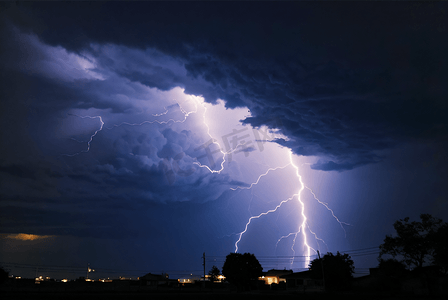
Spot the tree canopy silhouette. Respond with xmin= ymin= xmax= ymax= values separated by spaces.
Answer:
xmin=379 ymin=214 xmax=446 ymax=270
xmin=378 ymin=258 xmax=408 ymax=277
xmin=309 ymin=252 xmax=354 ymax=291
xmin=208 ymin=265 xmax=220 ymax=282
xmin=432 ymin=222 xmax=448 ymax=273
xmin=222 ymin=252 xmax=262 ymax=289
xmin=0 ymin=267 xmax=8 ymax=285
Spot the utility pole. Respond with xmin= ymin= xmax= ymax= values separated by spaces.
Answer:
xmin=202 ymin=252 xmax=206 ymax=288
xmin=317 ymin=251 xmax=325 ymax=291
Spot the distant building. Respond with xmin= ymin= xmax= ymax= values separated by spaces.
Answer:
xmin=139 ymin=273 xmax=177 ymax=287
xmin=280 ymin=270 xmax=323 ymax=290
xmin=259 ymin=269 xmax=293 ymax=285
xmin=353 ymin=266 xmax=448 ymax=296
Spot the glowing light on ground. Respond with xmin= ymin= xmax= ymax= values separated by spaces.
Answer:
xmin=2 ymin=233 xmax=55 ymax=241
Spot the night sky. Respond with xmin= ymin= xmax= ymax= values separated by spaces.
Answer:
xmin=1 ymin=2 xmax=447 ymax=280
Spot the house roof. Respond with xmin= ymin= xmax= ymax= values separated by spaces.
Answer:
xmin=280 ymin=270 xmax=314 ymax=279
xmin=263 ymin=269 xmax=293 ymax=277
xmin=140 ymin=273 xmax=168 ymax=280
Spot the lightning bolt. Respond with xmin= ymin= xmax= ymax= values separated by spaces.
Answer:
xmin=191 ymin=101 xmax=250 ymax=174
xmin=275 ymin=151 xmax=349 ymax=268
xmin=62 ymin=99 xmax=196 ymax=158
xmin=190 ymin=101 xmax=227 ymax=173
xmin=102 ymin=97 xmax=236 ymax=175
xmin=307 ymin=223 xmax=329 ymax=251
xmin=233 ymin=147 xmax=350 ymax=269
xmin=152 ymin=106 xmax=169 ymax=117
xmin=289 ymin=150 xmax=312 ymax=268
xmin=64 ymin=96 xmax=236 ymax=179
xmin=63 ymin=93 xmax=251 ymax=178
xmin=275 ymin=232 xmax=296 ymax=250
xmin=106 ymin=102 xmax=198 ymax=129
xmin=64 ymin=98 xmax=344 ymax=269
xmin=234 ymin=193 xmax=299 ymax=253
xmin=305 ymin=186 xmax=350 ymax=236
xmin=62 ymin=114 xmax=104 ymax=157
xmin=232 ymin=162 xmax=305 ymax=252
xmin=231 ymin=153 xmax=319 ymax=267
xmin=64 ymin=99 xmax=347 ymax=271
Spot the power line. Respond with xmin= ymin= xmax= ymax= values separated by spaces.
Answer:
xmin=2 ymin=246 xmax=382 ymax=278
xmin=205 ymin=246 xmax=380 ymax=261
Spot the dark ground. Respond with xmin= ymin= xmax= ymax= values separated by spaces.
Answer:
xmin=1 ymin=291 xmax=445 ymax=300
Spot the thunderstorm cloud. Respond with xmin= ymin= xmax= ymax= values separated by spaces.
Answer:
xmin=0 ymin=1 xmax=447 ymax=243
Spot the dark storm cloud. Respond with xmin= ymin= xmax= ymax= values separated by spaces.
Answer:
xmin=0 ymin=56 xmax=240 ymax=235
xmin=5 ymin=2 xmax=445 ymax=171
xmin=0 ymin=16 xmax=242 ymax=238
xmin=0 ymin=117 xmax=239 ymax=238
xmin=1 ymin=2 xmax=447 ymax=239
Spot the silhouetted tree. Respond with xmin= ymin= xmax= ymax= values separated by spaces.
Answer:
xmin=222 ymin=252 xmax=262 ymax=290
xmin=378 ymin=258 xmax=408 ymax=277
xmin=432 ymin=223 xmax=448 ymax=273
xmin=309 ymin=252 xmax=354 ymax=291
xmin=379 ymin=214 xmax=445 ymax=269
xmin=376 ymin=258 xmax=408 ymax=291
xmin=0 ymin=267 xmax=8 ymax=285
xmin=208 ymin=265 xmax=220 ymax=282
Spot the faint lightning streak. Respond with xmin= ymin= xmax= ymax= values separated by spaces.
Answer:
xmin=192 ymin=101 xmax=246 ymax=174
xmin=230 ymin=164 xmax=291 ymax=191
xmin=275 ymin=231 xmax=297 ymax=249
xmin=247 ymin=191 xmax=255 ymax=215
xmin=192 ymin=140 xmax=248 ymax=173
xmin=275 ymin=230 xmax=307 ymax=267
xmin=105 ymin=97 xmax=233 ymax=175
xmin=305 ymin=186 xmax=350 ymax=237
xmin=307 ymin=223 xmax=328 ymax=252
xmin=275 ymin=231 xmax=300 ymax=266
xmin=152 ymin=106 xmax=169 ymax=117
xmin=63 ymin=114 xmax=104 ymax=157
xmin=234 ymin=193 xmax=299 ymax=253
xmin=107 ymin=102 xmax=198 ymax=129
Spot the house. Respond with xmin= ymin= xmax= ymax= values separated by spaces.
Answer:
xmin=204 ymin=274 xmax=226 ymax=283
xmin=353 ymin=265 xmax=448 ymax=296
xmin=259 ymin=269 xmax=293 ymax=285
xmin=178 ymin=275 xmax=201 ymax=284
xmin=280 ymin=270 xmax=323 ymax=290
xmin=139 ymin=273 xmax=177 ymax=287
xmin=401 ymin=266 xmax=447 ymax=296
